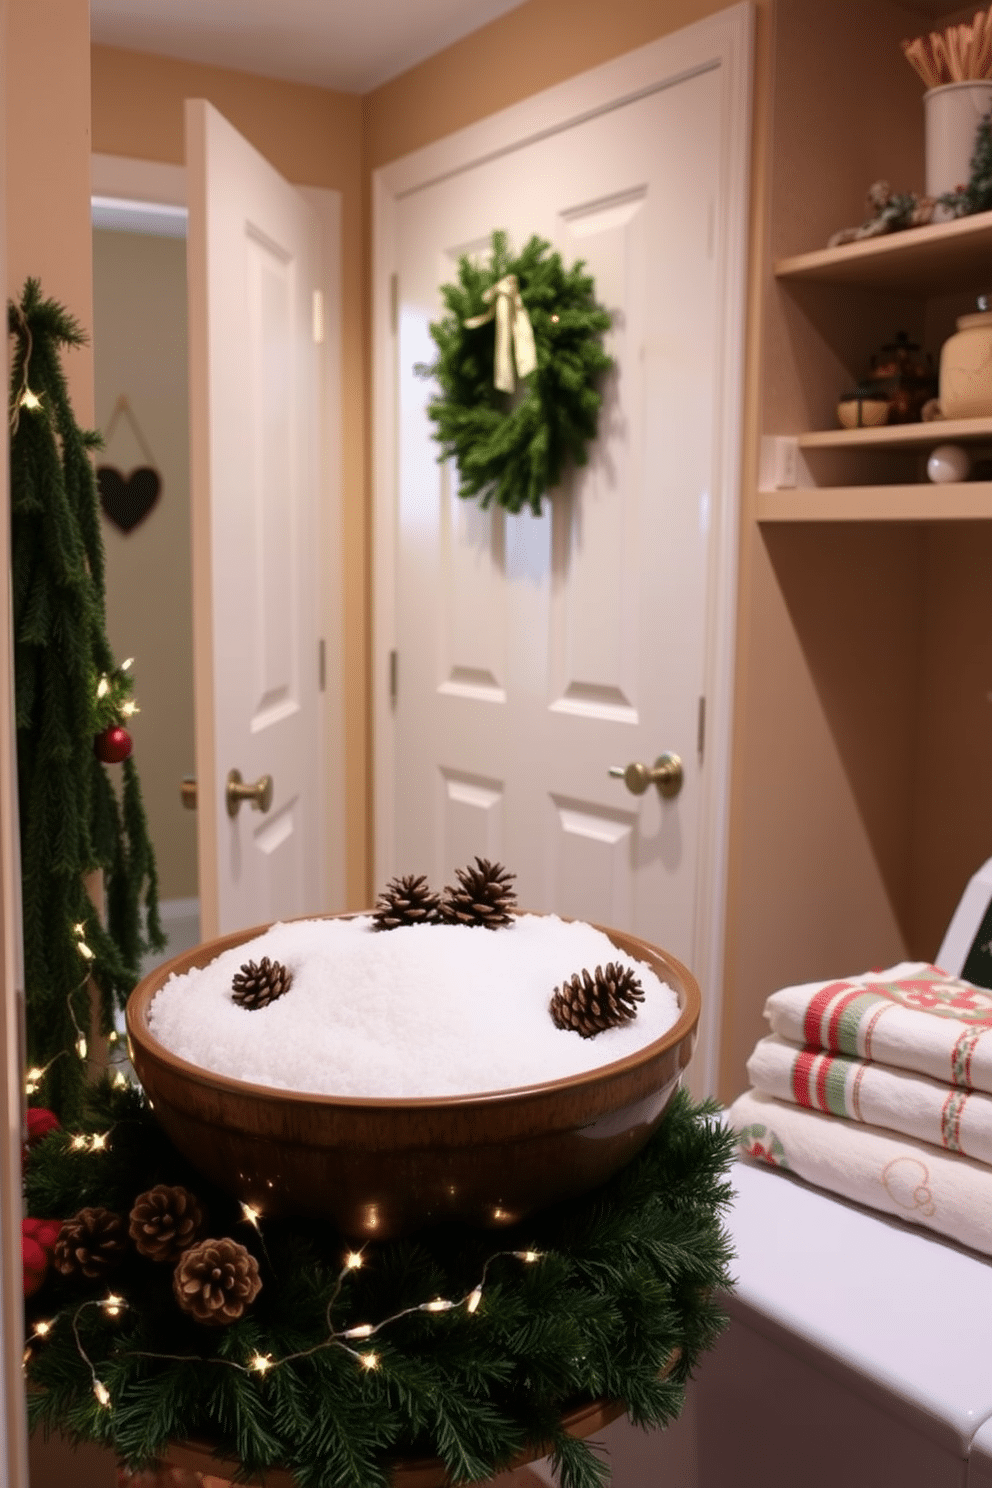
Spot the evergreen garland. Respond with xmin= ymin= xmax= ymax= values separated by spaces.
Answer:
xmin=9 ymin=280 xmax=164 ymax=1119
xmin=25 ymin=1081 xmax=735 ymax=1488
xmin=947 ymin=113 xmax=992 ymax=216
xmin=419 ymin=231 xmax=612 ymax=516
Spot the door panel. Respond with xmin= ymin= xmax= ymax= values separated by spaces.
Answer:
xmin=186 ymin=99 xmax=324 ymax=936
xmin=393 ymin=68 xmax=721 ymax=970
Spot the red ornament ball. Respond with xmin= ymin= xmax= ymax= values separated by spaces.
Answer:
xmin=26 ymin=1108 xmax=60 ymax=1147
xmin=94 ymin=725 xmax=133 ymax=764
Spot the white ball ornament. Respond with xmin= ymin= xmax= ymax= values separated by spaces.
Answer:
xmin=926 ymin=443 xmax=971 ymax=484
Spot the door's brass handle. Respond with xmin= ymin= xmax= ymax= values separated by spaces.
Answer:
xmin=226 ymin=768 xmax=273 ymax=818
xmin=608 ymin=753 xmax=683 ymax=799
xmin=180 ymin=777 xmax=197 ymax=810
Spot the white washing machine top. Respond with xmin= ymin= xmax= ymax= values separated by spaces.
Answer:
xmin=725 ymin=1157 xmax=992 ymax=1457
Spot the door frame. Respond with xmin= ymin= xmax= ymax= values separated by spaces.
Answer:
xmin=90 ymin=150 xmax=348 ymax=921
xmin=371 ymin=3 xmax=753 ymax=1095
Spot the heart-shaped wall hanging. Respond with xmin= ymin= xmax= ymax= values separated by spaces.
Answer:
xmin=97 ymin=465 xmax=161 ymax=533
xmin=98 ymin=394 xmax=164 ymax=535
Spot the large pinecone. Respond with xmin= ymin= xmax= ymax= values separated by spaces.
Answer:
xmin=129 ymin=1184 xmax=205 ymax=1264
xmin=442 ymin=857 xmax=517 ymax=929
xmin=173 ymin=1237 xmax=262 ymax=1326
xmin=372 ymin=872 xmax=442 ymax=931
xmin=53 ymin=1207 xmax=127 ymax=1279
xmin=550 ymin=962 xmax=645 ymax=1038
xmin=231 ymin=956 xmax=292 ymax=1009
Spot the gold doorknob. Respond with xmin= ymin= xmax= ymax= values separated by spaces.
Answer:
xmin=226 ymin=768 xmax=273 ymax=818
xmin=180 ymin=776 xmax=197 ymax=810
xmin=608 ymin=753 xmax=683 ymax=799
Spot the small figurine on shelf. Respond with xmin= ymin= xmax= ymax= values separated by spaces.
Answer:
xmin=827 ymin=180 xmax=948 ymax=248
xmin=868 ymin=330 xmax=937 ymax=423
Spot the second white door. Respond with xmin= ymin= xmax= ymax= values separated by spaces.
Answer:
xmin=380 ymin=12 xmax=749 ymax=1073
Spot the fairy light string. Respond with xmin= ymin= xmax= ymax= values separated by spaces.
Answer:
xmin=9 ymin=302 xmax=41 ymax=435
xmin=27 ymin=1228 xmax=547 ymax=1405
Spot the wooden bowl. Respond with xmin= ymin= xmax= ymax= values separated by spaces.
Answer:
xmin=125 ymin=915 xmax=700 ymax=1240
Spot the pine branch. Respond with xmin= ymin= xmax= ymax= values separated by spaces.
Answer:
xmin=9 ymin=279 xmax=162 ymax=1119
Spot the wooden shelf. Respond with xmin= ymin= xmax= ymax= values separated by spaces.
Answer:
xmin=774 ymin=210 xmax=992 ymax=294
xmin=797 ymin=417 xmax=992 ymax=450
xmin=755 ymin=482 xmax=992 ymax=522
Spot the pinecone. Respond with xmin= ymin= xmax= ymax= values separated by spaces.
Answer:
xmin=173 ymin=1237 xmax=262 ymax=1326
xmin=129 ymin=1184 xmax=205 ymax=1264
xmin=53 ymin=1207 xmax=127 ymax=1279
xmin=549 ymin=962 xmax=645 ymax=1038
xmin=231 ymin=956 xmax=292 ymax=1009
xmin=372 ymin=872 xmax=442 ymax=931
xmin=442 ymin=857 xmax=517 ymax=929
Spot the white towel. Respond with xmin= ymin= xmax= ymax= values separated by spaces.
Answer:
xmin=747 ymin=1033 xmax=992 ymax=1165
xmin=727 ymin=1088 xmax=992 ymax=1256
xmin=765 ymin=962 xmax=992 ymax=1095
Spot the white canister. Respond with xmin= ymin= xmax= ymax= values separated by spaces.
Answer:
xmin=924 ymin=81 xmax=992 ymax=197
xmin=939 ymin=308 xmax=992 ymax=419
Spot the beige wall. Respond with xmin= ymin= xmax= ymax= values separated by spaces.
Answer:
xmin=91 ymin=45 xmax=370 ymax=906
xmin=92 ymin=228 xmax=197 ymax=903
xmin=8 ymin=0 xmax=93 ymax=421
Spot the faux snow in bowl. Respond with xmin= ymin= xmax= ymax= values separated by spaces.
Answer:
xmin=125 ymin=913 xmax=700 ymax=1240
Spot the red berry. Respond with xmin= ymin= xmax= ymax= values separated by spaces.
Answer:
xmin=22 ymin=1218 xmax=61 ymax=1297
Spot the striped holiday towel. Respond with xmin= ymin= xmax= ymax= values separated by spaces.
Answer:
xmin=747 ymin=1033 xmax=992 ymax=1165
xmin=765 ymin=962 xmax=992 ymax=1096
xmin=728 ymin=1088 xmax=992 ymax=1256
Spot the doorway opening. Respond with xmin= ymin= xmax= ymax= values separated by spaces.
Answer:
xmin=91 ymin=194 xmax=200 ymax=973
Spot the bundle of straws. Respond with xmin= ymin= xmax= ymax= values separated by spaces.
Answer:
xmin=903 ymin=8 xmax=992 ymax=86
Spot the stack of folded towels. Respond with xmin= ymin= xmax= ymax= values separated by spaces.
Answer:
xmin=727 ymin=961 xmax=992 ymax=1254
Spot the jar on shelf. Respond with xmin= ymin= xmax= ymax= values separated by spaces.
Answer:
xmin=939 ymin=296 xmax=992 ymax=420
xmin=868 ymin=330 xmax=937 ymax=424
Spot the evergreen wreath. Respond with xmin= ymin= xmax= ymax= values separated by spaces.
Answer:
xmin=25 ymin=1080 xmax=735 ymax=1488
xmin=419 ymin=230 xmax=612 ymax=516
xmin=9 ymin=280 xmax=164 ymax=1120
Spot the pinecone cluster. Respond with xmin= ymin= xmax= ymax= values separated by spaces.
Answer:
xmin=173 ymin=1237 xmax=261 ymax=1326
xmin=372 ymin=857 xmax=517 ymax=932
xmin=50 ymin=1185 xmax=262 ymax=1327
xmin=231 ymin=955 xmax=293 ymax=1009
xmin=550 ymin=962 xmax=645 ymax=1038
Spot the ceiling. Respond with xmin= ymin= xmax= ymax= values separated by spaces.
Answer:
xmin=89 ymin=0 xmax=529 ymax=93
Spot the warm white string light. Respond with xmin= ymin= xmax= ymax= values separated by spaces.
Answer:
xmin=27 ymin=1217 xmax=547 ymax=1410
xmin=66 ymin=1130 xmax=113 ymax=1154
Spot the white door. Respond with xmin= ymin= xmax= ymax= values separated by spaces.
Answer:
xmin=375 ymin=12 xmax=750 ymax=1091
xmin=186 ymin=100 xmax=325 ymax=938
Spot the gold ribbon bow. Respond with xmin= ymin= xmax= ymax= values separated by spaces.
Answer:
xmin=463 ymin=273 xmax=537 ymax=394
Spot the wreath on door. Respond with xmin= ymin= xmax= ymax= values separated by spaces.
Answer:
xmin=418 ymin=230 xmax=612 ymax=516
